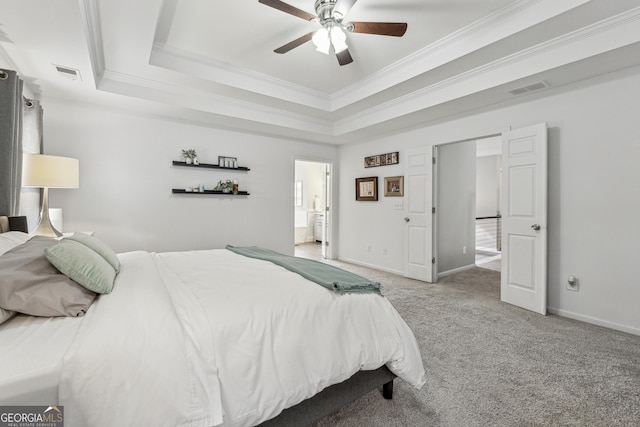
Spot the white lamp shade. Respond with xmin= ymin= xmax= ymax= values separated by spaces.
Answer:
xmin=22 ymin=154 xmax=79 ymax=189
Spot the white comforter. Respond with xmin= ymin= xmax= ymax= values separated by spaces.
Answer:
xmin=59 ymin=249 xmax=425 ymax=427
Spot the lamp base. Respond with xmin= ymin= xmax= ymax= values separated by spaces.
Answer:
xmin=32 ymin=188 xmax=63 ymax=237
xmin=32 ymin=218 xmax=62 ymax=237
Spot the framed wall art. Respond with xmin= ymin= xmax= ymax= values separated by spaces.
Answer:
xmin=384 ymin=176 xmax=404 ymax=197
xmin=364 ymin=152 xmax=399 ymax=168
xmin=355 ymin=177 xmax=378 ymax=201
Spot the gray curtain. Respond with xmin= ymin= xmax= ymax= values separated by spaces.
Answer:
xmin=0 ymin=69 xmax=24 ymax=216
xmin=20 ymin=99 xmax=44 ymax=231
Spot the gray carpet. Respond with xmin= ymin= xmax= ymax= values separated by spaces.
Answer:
xmin=310 ymin=262 xmax=640 ymax=427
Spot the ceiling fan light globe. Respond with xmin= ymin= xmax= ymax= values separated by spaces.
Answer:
xmin=330 ymin=26 xmax=348 ymax=53
xmin=312 ymin=28 xmax=331 ymax=54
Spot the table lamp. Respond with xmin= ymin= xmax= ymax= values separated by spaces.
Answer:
xmin=22 ymin=154 xmax=79 ymax=237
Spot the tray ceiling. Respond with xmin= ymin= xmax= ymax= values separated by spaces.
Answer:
xmin=1 ymin=0 xmax=640 ymax=144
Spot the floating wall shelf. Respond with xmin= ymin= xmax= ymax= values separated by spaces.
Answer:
xmin=172 ymin=161 xmax=250 ymax=171
xmin=172 ymin=189 xmax=250 ymax=196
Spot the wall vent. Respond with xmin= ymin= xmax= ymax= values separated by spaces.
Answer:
xmin=508 ymin=81 xmax=549 ymax=96
xmin=54 ymin=65 xmax=82 ymax=81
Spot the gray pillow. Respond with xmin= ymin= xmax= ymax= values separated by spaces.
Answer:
xmin=0 ymin=236 xmax=97 ymax=317
xmin=45 ymin=239 xmax=116 ymax=294
xmin=65 ymin=233 xmax=120 ymax=272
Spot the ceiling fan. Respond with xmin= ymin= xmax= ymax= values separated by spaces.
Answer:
xmin=258 ymin=0 xmax=407 ymax=66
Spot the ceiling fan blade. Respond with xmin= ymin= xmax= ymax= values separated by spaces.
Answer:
xmin=274 ymin=32 xmax=314 ymax=54
xmin=334 ymin=0 xmax=358 ymax=18
xmin=336 ymin=49 xmax=353 ymax=66
xmin=258 ymin=0 xmax=316 ymax=21
xmin=349 ymin=22 xmax=407 ymax=37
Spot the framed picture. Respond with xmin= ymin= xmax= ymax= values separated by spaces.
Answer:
xmin=364 ymin=152 xmax=399 ymax=168
xmin=384 ymin=176 xmax=404 ymax=197
xmin=355 ymin=177 xmax=378 ymax=201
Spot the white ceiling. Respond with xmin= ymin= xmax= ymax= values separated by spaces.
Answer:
xmin=1 ymin=0 xmax=640 ymax=144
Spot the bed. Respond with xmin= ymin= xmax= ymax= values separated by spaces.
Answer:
xmin=0 ymin=217 xmax=425 ymax=426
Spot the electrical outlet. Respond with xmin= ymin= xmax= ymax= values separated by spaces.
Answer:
xmin=566 ymin=275 xmax=579 ymax=292
xmin=462 ymin=246 xmax=467 ymax=254
xmin=382 ymin=248 xmax=387 ymax=255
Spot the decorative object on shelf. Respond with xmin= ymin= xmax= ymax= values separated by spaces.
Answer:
xmin=218 ymin=156 xmax=238 ymax=168
xmin=384 ymin=176 xmax=404 ymax=197
xmin=181 ymin=149 xmax=197 ymax=165
xmin=233 ymin=179 xmax=239 ymax=195
xmin=172 ymin=160 xmax=250 ymax=171
xmin=214 ymin=179 xmax=234 ymax=193
xmin=364 ymin=152 xmax=399 ymax=168
xmin=355 ymin=177 xmax=378 ymax=201
xmin=22 ymin=154 xmax=80 ymax=237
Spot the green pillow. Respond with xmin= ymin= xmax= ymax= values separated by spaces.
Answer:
xmin=65 ymin=233 xmax=120 ymax=272
xmin=45 ymin=239 xmax=116 ymax=294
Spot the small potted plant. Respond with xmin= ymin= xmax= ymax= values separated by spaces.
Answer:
xmin=214 ymin=179 xmax=233 ymax=193
xmin=181 ymin=149 xmax=198 ymax=165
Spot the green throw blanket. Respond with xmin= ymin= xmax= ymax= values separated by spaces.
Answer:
xmin=226 ymin=245 xmax=382 ymax=295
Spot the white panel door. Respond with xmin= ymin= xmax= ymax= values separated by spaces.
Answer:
xmin=404 ymin=147 xmax=434 ymax=282
xmin=501 ymin=123 xmax=548 ymax=314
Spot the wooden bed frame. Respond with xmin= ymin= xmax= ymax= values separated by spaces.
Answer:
xmin=1 ymin=216 xmax=397 ymax=426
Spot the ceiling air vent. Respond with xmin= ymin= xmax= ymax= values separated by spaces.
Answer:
xmin=508 ymin=81 xmax=549 ymax=96
xmin=54 ymin=65 xmax=82 ymax=81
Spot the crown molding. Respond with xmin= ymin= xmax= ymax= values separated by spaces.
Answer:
xmin=334 ymin=5 xmax=640 ymax=135
xmin=99 ymin=69 xmax=334 ymax=135
xmin=149 ymin=42 xmax=332 ymax=111
xmin=78 ymin=0 xmax=105 ymax=87
xmin=329 ymin=0 xmax=592 ymax=110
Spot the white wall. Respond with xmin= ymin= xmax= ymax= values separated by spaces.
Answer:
xmin=294 ymin=161 xmax=324 ymax=213
xmin=436 ymin=141 xmax=476 ymax=275
xmin=338 ymin=67 xmax=640 ymax=335
xmin=336 ymin=145 xmax=406 ymax=275
xmin=43 ymin=98 xmax=338 ymax=255
xmin=476 ymin=155 xmax=500 ymax=218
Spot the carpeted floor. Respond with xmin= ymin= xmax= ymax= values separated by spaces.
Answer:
xmin=310 ymin=261 xmax=640 ymax=427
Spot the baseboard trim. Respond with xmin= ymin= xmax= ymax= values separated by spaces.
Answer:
xmin=336 ymin=257 xmax=405 ymax=277
xmin=548 ymin=306 xmax=640 ymax=337
xmin=437 ymin=264 xmax=475 ymax=279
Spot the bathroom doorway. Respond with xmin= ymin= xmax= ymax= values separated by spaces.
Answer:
xmin=294 ymin=159 xmax=332 ymax=260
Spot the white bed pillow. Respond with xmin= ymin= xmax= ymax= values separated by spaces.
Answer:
xmin=0 ymin=231 xmax=31 ymax=256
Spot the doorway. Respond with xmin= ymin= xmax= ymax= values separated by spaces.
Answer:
xmin=432 ymin=134 xmax=502 ymax=279
xmin=475 ymin=137 xmax=502 ymax=272
xmin=430 ymin=123 xmax=548 ymax=315
xmin=294 ymin=159 xmax=332 ymax=260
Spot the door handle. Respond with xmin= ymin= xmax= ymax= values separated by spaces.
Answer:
xmin=531 ymin=224 xmax=541 ymax=231
xmin=404 ymin=217 xmax=410 ymax=223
